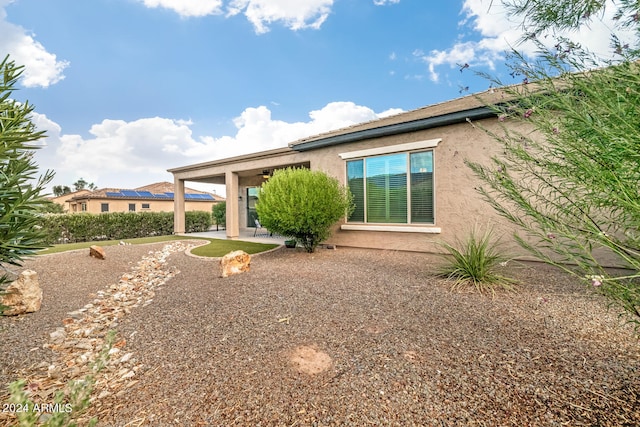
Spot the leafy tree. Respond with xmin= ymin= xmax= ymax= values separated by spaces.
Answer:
xmin=52 ymin=184 xmax=72 ymax=196
xmin=212 ymin=201 xmax=226 ymax=230
xmin=73 ymin=178 xmax=96 ymax=191
xmin=467 ymin=1 xmax=640 ymax=323
xmin=256 ymin=168 xmax=353 ymax=253
xmin=0 ymin=55 xmax=54 ymax=311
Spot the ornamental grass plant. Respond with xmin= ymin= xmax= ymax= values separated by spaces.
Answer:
xmin=437 ymin=226 xmax=516 ymax=296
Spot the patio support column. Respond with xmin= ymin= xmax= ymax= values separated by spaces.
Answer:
xmin=174 ymin=177 xmax=185 ymax=234
xmin=225 ymin=171 xmax=240 ymax=239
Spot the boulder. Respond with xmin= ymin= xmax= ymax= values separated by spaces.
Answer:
xmin=90 ymin=245 xmax=106 ymax=260
xmin=1 ymin=270 xmax=42 ymax=316
xmin=220 ymin=250 xmax=251 ymax=278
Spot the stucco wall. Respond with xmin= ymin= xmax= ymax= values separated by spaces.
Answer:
xmin=305 ymin=117 xmax=520 ymax=254
xmin=73 ymin=199 xmax=217 ymax=214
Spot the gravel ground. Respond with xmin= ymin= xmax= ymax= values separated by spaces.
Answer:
xmin=1 ymin=241 xmax=639 ymax=426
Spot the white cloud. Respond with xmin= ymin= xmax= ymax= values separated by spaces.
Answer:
xmin=0 ymin=0 xmax=68 ymax=87
xmin=373 ymin=0 xmax=400 ymax=5
xmin=424 ymin=0 xmax=637 ymax=82
xmin=226 ymin=0 xmax=333 ymax=34
xmin=33 ymin=102 xmax=401 ymax=192
xmin=139 ymin=0 xmax=335 ymax=34
xmin=139 ymin=0 xmax=223 ymax=17
xmin=0 ymin=0 xmax=336 ymax=91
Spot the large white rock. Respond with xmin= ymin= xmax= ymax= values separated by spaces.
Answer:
xmin=1 ymin=269 xmax=42 ymax=316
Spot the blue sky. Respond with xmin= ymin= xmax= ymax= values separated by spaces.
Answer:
xmin=0 ymin=0 xmax=624 ymax=194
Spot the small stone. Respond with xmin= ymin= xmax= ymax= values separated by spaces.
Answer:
xmin=74 ymin=341 xmax=94 ymax=351
xmin=49 ymin=328 xmax=66 ymax=344
xmin=1 ymin=270 xmax=42 ymax=315
xmin=119 ymin=353 xmax=134 ymax=363
xmin=47 ymin=364 xmax=62 ymax=379
xmin=122 ymin=370 xmax=135 ymax=379
xmin=89 ymin=245 xmax=106 ymax=260
xmin=97 ymin=390 xmax=112 ymax=399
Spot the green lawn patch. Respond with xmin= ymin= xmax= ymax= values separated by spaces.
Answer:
xmin=190 ymin=239 xmax=278 ymax=257
xmin=38 ymin=235 xmax=278 ymax=257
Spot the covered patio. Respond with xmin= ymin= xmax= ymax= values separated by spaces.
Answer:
xmin=168 ymin=146 xmax=311 ymax=241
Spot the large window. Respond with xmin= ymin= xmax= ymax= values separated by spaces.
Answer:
xmin=101 ymin=203 xmax=109 ymax=213
xmin=347 ymin=150 xmax=434 ymax=224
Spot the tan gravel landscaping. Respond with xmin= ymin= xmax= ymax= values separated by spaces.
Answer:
xmin=1 ymin=241 xmax=639 ymax=426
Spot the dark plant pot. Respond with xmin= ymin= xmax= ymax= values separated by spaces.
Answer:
xmin=284 ymin=240 xmax=297 ymax=248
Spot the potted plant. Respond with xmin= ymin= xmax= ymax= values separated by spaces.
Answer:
xmin=284 ymin=239 xmax=297 ymax=248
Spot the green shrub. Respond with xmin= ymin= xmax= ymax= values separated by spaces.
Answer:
xmin=212 ymin=202 xmax=226 ymax=230
xmin=0 ymin=56 xmax=54 ymax=313
xmin=185 ymin=210 xmax=212 ymax=233
xmin=256 ymin=168 xmax=353 ymax=253
xmin=437 ymin=226 xmax=516 ymax=296
xmin=38 ymin=211 xmax=211 ymax=244
xmin=469 ymin=1 xmax=640 ymax=326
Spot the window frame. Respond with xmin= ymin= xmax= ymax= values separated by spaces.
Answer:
xmin=129 ymin=203 xmax=136 ymax=212
xmin=100 ymin=203 xmax=109 ymax=213
xmin=340 ymin=138 xmax=441 ymax=234
xmin=141 ymin=203 xmax=150 ymax=209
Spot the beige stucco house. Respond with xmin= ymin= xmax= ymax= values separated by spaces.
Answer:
xmin=168 ymin=90 xmax=519 ymax=253
xmin=55 ymin=182 xmax=224 ymax=214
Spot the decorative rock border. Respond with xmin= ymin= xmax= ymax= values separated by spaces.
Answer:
xmin=0 ymin=242 xmax=194 ymax=425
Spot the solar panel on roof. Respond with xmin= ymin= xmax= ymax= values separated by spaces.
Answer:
xmin=165 ymin=192 xmax=174 ymax=197
xmin=121 ymin=190 xmax=138 ymax=197
xmin=105 ymin=191 xmax=123 ymax=197
xmin=137 ymin=191 xmax=153 ymax=197
xmin=182 ymin=193 xmax=214 ymax=200
xmin=153 ymin=193 xmax=170 ymax=198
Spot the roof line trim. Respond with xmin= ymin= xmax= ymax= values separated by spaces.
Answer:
xmin=291 ymin=106 xmax=496 ymax=152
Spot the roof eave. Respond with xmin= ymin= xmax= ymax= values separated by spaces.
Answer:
xmin=291 ymin=106 xmax=496 ymax=152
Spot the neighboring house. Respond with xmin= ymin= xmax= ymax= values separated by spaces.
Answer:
xmin=168 ymin=90 xmax=523 ymax=253
xmin=50 ymin=189 xmax=92 ymax=211
xmin=56 ymin=181 xmax=224 ymax=214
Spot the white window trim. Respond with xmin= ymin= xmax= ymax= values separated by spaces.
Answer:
xmin=341 ymin=224 xmax=441 ymax=233
xmin=339 ymin=138 xmax=441 ymax=160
